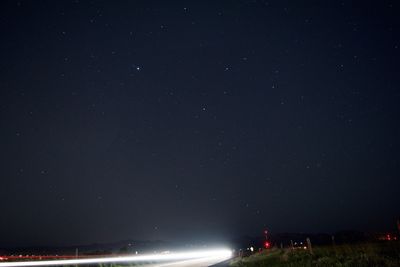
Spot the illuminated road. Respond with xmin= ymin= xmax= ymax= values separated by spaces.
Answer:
xmin=146 ymin=256 xmax=230 ymax=267
xmin=0 ymin=249 xmax=232 ymax=267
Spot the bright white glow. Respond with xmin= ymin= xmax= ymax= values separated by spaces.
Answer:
xmin=0 ymin=249 xmax=232 ymax=267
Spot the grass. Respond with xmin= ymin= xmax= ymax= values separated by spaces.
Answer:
xmin=230 ymin=242 xmax=400 ymax=267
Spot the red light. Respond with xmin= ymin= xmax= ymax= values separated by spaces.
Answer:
xmin=264 ymin=241 xmax=271 ymax=249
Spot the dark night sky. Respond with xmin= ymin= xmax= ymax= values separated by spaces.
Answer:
xmin=1 ymin=0 xmax=399 ymax=247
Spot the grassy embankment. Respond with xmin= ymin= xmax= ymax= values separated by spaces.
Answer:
xmin=230 ymin=242 xmax=400 ymax=267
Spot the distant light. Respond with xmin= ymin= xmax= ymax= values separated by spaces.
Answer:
xmin=303 ymin=246 xmax=307 ymax=250
xmin=264 ymin=242 xmax=271 ymax=249
xmin=250 ymin=247 xmax=254 ymax=252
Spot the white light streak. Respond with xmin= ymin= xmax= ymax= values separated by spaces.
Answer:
xmin=0 ymin=249 xmax=232 ymax=267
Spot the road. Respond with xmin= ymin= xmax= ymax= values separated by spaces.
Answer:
xmin=0 ymin=249 xmax=232 ymax=267
xmin=146 ymin=257 xmax=231 ymax=267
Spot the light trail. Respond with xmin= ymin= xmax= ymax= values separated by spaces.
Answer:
xmin=0 ymin=249 xmax=232 ymax=267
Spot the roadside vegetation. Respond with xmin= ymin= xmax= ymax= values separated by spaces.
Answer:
xmin=230 ymin=242 xmax=400 ymax=267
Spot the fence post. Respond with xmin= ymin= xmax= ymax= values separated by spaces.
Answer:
xmin=306 ymin=237 xmax=313 ymax=255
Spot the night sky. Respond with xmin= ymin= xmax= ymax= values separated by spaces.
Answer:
xmin=1 ymin=0 xmax=399 ymax=247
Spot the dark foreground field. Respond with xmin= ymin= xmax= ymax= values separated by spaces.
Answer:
xmin=231 ymin=242 xmax=400 ymax=267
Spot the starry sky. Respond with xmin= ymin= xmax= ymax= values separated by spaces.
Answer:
xmin=1 ymin=0 xmax=399 ymax=247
